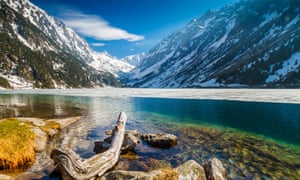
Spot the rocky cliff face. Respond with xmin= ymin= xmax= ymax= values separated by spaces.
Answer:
xmin=0 ymin=0 xmax=130 ymax=89
xmin=129 ymin=0 xmax=300 ymax=88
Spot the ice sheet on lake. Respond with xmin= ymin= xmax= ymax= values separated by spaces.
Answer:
xmin=1 ymin=88 xmax=300 ymax=104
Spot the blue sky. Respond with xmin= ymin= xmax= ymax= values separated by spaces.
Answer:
xmin=31 ymin=0 xmax=238 ymax=58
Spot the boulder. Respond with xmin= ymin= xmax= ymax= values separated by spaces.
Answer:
xmin=98 ymin=170 xmax=153 ymax=180
xmin=32 ymin=127 xmax=48 ymax=152
xmin=19 ymin=118 xmax=46 ymax=127
xmin=141 ymin=133 xmax=177 ymax=148
xmin=98 ymin=168 xmax=178 ymax=180
xmin=204 ymin=158 xmax=226 ymax=180
xmin=94 ymin=130 xmax=140 ymax=154
xmin=176 ymin=160 xmax=207 ymax=180
xmin=150 ymin=168 xmax=179 ymax=180
xmin=14 ymin=172 xmax=43 ymax=180
xmin=0 ymin=174 xmax=11 ymax=180
xmin=48 ymin=116 xmax=82 ymax=129
xmin=98 ymin=160 xmax=208 ymax=180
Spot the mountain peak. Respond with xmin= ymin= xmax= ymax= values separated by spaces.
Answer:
xmin=128 ymin=0 xmax=300 ymax=88
xmin=0 ymin=0 xmax=131 ymax=89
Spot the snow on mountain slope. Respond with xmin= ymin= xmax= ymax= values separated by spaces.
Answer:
xmin=0 ymin=0 xmax=133 ymax=89
xmin=265 ymin=52 xmax=300 ymax=83
xmin=89 ymin=52 xmax=134 ymax=76
xmin=129 ymin=0 xmax=300 ymax=88
xmin=120 ymin=53 xmax=145 ymax=67
xmin=3 ymin=0 xmax=131 ymax=75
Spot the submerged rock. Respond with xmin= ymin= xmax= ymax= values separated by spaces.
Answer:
xmin=14 ymin=172 xmax=44 ymax=180
xmin=204 ymin=157 xmax=226 ymax=180
xmin=0 ymin=174 xmax=11 ymax=180
xmin=99 ymin=159 xmax=214 ymax=180
xmin=94 ymin=130 xmax=140 ymax=154
xmin=141 ymin=133 xmax=177 ymax=148
xmin=98 ymin=170 xmax=153 ymax=180
xmin=176 ymin=160 xmax=207 ymax=180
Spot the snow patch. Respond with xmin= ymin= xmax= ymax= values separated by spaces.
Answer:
xmin=210 ymin=19 xmax=235 ymax=49
xmin=131 ymin=51 xmax=175 ymax=80
xmin=199 ymin=79 xmax=220 ymax=87
xmin=53 ymin=62 xmax=64 ymax=70
xmin=260 ymin=11 xmax=278 ymax=27
xmin=285 ymin=15 xmax=300 ymax=29
xmin=11 ymin=23 xmax=34 ymax=50
xmin=0 ymin=73 xmax=33 ymax=89
xmin=265 ymin=52 xmax=300 ymax=83
xmin=192 ymin=17 xmax=215 ymax=38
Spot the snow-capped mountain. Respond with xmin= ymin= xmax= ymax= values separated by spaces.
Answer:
xmin=89 ymin=52 xmax=134 ymax=76
xmin=120 ymin=53 xmax=146 ymax=67
xmin=129 ymin=0 xmax=300 ymax=88
xmin=0 ymin=0 xmax=131 ymax=88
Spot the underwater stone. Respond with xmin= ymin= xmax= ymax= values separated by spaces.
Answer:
xmin=204 ymin=157 xmax=226 ymax=180
xmin=141 ymin=133 xmax=177 ymax=149
xmin=176 ymin=160 xmax=207 ymax=180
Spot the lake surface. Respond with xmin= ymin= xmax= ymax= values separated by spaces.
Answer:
xmin=0 ymin=89 xmax=299 ymax=179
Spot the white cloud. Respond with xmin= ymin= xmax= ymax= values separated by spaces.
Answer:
xmin=91 ymin=43 xmax=105 ymax=47
xmin=62 ymin=11 xmax=144 ymax=42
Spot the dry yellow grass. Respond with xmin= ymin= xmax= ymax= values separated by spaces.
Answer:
xmin=0 ymin=119 xmax=35 ymax=170
xmin=40 ymin=121 xmax=61 ymax=134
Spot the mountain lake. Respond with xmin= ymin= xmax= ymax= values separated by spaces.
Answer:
xmin=0 ymin=89 xmax=299 ymax=179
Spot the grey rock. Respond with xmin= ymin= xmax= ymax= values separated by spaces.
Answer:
xmin=176 ymin=160 xmax=207 ymax=180
xmin=0 ymin=174 xmax=11 ymax=180
xmin=18 ymin=117 xmax=46 ymax=127
xmin=141 ymin=133 xmax=177 ymax=148
xmin=48 ymin=116 xmax=82 ymax=129
xmin=32 ymin=127 xmax=48 ymax=152
xmin=14 ymin=172 xmax=43 ymax=180
xmin=204 ymin=158 xmax=226 ymax=180
xmin=98 ymin=170 xmax=153 ymax=180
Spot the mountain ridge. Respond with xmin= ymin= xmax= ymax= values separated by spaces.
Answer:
xmin=128 ymin=0 xmax=300 ymax=88
xmin=0 ymin=0 xmax=131 ymax=89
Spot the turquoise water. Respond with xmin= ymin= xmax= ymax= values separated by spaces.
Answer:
xmin=132 ymin=97 xmax=300 ymax=146
xmin=0 ymin=92 xmax=299 ymax=179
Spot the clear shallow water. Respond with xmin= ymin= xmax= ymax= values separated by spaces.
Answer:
xmin=0 ymin=92 xmax=299 ymax=179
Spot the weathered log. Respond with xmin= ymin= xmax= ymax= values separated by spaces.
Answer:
xmin=51 ymin=112 xmax=127 ymax=180
xmin=105 ymin=130 xmax=139 ymax=137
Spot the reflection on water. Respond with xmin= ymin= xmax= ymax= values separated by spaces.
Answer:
xmin=0 ymin=94 xmax=84 ymax=119
xmin=0 ymin=93 xmax=299 ymax=179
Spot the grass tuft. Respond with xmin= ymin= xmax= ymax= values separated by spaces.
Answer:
xmin=40 ymin=121 xmax=60 ymax=134
xmin=0 ymin=119 xmax=35 ymax=170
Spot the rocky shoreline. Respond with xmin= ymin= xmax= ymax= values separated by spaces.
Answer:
xmin=98 ymin=158 xmax=226 ymax=180
xmin=0 ymin=116 xmax=82 ymax=179
xmin=50 ymin=112 xmax=227 ymax=180
xmin=0 ymin=114 xmax=227 ymax=180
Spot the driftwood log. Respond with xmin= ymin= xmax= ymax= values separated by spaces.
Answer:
xmin=94 ymin=131 xmax=178 ymax=154
xmin=51 ymin=112 xmax=127 ymax=180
